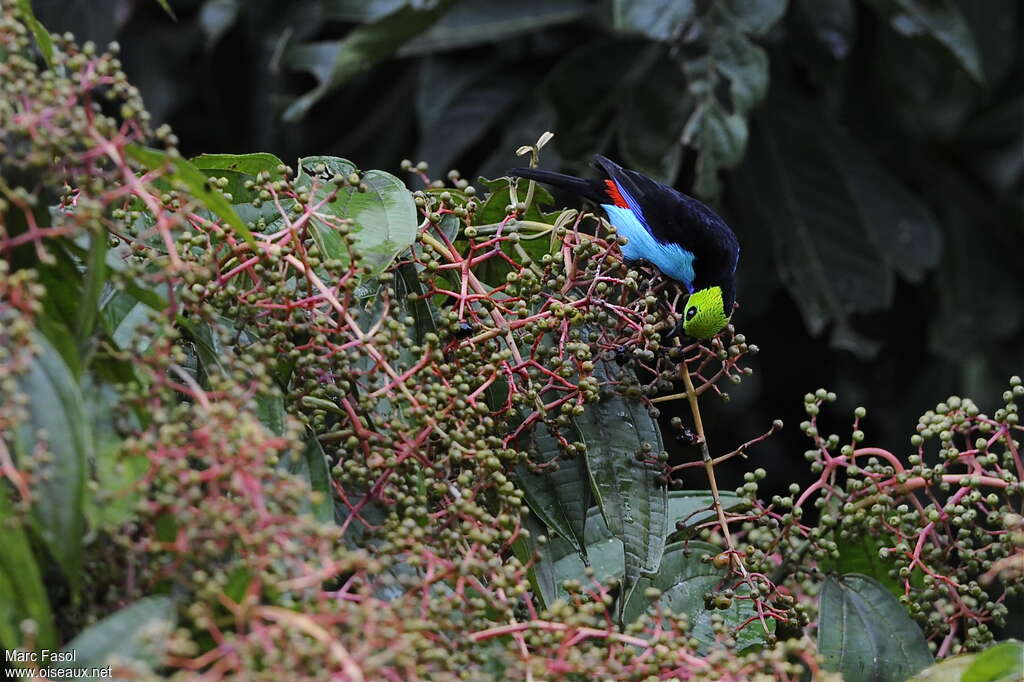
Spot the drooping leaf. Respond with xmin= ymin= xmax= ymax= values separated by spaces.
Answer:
xmin=55 ymin=596 xmax=176 ymax=677
xmin=818 ymin=574 xmax=933 ymax=682
xmin=282 ymin=0 xmax=455 ymax=121
xmin=296 ymin=157 xmax=419 ymax=277
xmin=576 ymin=360 xmax=667 ymax=613
xmin=125 ymin=145 xmax=256 ymax=248
xmin=0 ymin=486 xmax=56 ymax=652
xmin=611 ymin=0 xmax=697 ymax=41
xmin=516 ymin=420 xmax=590 ymax=553
xmin=399 ymin=0 xmax=592 ymax=56
xmin=198 ymin=0 xmax=241 ymax=50
xmin=14 ymin=0 xmax=55 ymax=66
xmin=11 ymin=333 xmax=90 ymax=587
xmin=869 ymin=0 xmax=984 ymax=82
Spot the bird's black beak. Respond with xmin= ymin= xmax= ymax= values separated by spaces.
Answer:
xmin=662 ymin=319 xmax=691 ymax=345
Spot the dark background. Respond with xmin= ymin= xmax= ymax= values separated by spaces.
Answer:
xmin=33 ymin=0 xmax=1022 ymax=519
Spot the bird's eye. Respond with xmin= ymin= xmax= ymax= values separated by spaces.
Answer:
xmin=685 ymin=306 xmax=698 ymax=321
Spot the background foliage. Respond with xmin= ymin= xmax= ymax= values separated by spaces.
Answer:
xmin=1 ymin=0 xmax=1023 ymax=680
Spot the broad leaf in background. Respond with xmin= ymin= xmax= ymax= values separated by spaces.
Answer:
xmin=191 ymin=152 xmax=285 ymax=203
xmin=55 ymin=596 xmax=176 ymax=678
xmin=820 ymin=533 xmax=903 ymax=598
xmin=280 ymin=437 xmax=335 ymax=525
xmin=399 ymin=0 xmax=592 ymax=56
xmin=622 ymin=541 xmax=772 ymax=653
xmin=612 ymin=0 xmax=696 ymax=42
xmin=740 ymin=93 xmax=940 ymax=355
xmin=283 ymin=0 xmax=455 ymax=121
xmin=516 ymin=420 xmax=590 ymax=553
xmin=908 ymin=640 xmax=1024 ymax=682
xmin=0 ymin=486 xmax=56 ymax=652
xmin=796 ymin=0 xmax=856 ymax=59
xmin=14 ymin=0 xmax=55 ymax=66
xmin=577 ymin=360 xmax=667 ymax=614
xmin=296 ymin=156 xmax=419 ymax=277
xmin=11 ymin=333 xmax=90 ymax=588
xmin=866 ymin=0 xmax=984 ymax=83
xmin=818 ymin=574 xmax=933 ymax=682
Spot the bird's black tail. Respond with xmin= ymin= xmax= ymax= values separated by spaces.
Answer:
xmin=506 ymin=167 xmax=604 ymax=203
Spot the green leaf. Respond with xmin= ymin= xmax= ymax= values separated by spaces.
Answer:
xmin=820 ymin=533 xmax=903 ymax=598
xmin=0 ymin=486 xmax=56 ymax=652
xmin=873 ymin=0 xmax=984 ymax=82
xmin=513 ymin=512 xmax=561 ymax=608
xmin=296 ymin=157 xmax=419 ymax=277
xmin=547 ymin=507 xmax=624 ymax=597
xmin=11 ymin=333 xmax=90 ymax=587
xmin=796 ymin=0 xmax=855 ymax=59
xmin=255 ymin=393 xmax=287 ymax=436
xmin=962 ymin=640 xmax=1024 ymax=682
xmin=74 ymin=229 xmax=109 ymax=346
xmin=83 ymin=382 xmax=144 ymax=530
xmin=666 ymin=490 xmax=745 ymax=535
xmin=685 ymin=98 xmax=749 ymax=199
xmin=56 ymin=596 xmax=176 ymax=676
xmin=191 ymin=152 xmax=285 ymax=203
xmin=198 ymin=0 xmax=240 ymax=50
xmin=516 ymin=421 xmax=590 ymax=553
xmin=611 ymin=0 xmax=697 ymax=41
xmin=718 ymin=0 xmax=789 ymax=36
xmin=618 ymin=53 xmax=693 ymax=183
xmin=125 ymin=145 xmax=256 ymax=248
xmin=476 ymin=176 xmax=555 ymax=227
xmin=576 ymin=360 xmax=667 ymax=613
xmin=14 ymin=0 xmax=55 ymax=66
xmin=818 ymin=574 xmax=933 ymax=682
xmin=399 ymin=0 xmax=591 ymax=56
xmin=282 ymin=0 xmax=455 ymax=122
xmin=622 ymin=541 xmax=772 ymax=651
xmin=302 ymin=437 xmax=335 ymax=524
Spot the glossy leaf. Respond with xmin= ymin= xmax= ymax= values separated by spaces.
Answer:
xmin=0 ymin=487 xmax=56 ymax=652
xmin=611 ymin=0 xmax=697 ymax=41
xmin=516 ymin=420 xmax=590 ymax=553
xmin=11 ymin=333 xmax=89 ymax=587
xmin=818 ymin=574 xmax=933 ymax=682
xmin=56 ymin=596 xmax=176 ymax=676
xmin=125 ymin=145 xmax=256 ymax=248
xmin=283 ymin=0 xmax=455 ymax=121
xmin=577 ymin=361 xmax=667 ymax=611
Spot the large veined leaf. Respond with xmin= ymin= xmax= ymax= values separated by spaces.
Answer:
xmin=819 ymin=532 xmax=903 ymax=598
xmin=295 ymin=156 xmax=419 ymax=277
xmin=191 ymin=152 xmax=285 ymax=204
xmin=282 ymin=0 xmax=455 ymax=121
xmin=399 ymin=0 xmax=591 ymax=56
xmin=576 ymin=360 xmax=667 ymax=613
xmin=516 ymin=420 xmax=590 ymax=553
xmin=611 ymin=0 xmax=697 ymax=41
xmin=818 ymin=574 xmax=933 ymax=682
xmin=908 ymin=640 xmax=1024 ymax=682
xmin=740 ymin=94 xmax=940 ymax=355
xmin=622 ymin=541 xmax=773 ymax=652
xmin=867 ymin=0 xmax=984 ymax=83
xmin=11 ymin=333 xmax=90 ymax=587
xmin=55 ymin=596 xmax=176 ymax=678
xmin=0 ymin=486 xmax=56 ymax=652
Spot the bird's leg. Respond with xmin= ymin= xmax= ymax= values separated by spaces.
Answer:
xmin=679 ymin=358 xmax=748 ymax=577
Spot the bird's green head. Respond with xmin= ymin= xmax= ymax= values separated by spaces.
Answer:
xmin=682 ymin=286 xmax=731 ymax=340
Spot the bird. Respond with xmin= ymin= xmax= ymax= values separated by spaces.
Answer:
xmin=507 ymin=155 xmax=740 ymax=340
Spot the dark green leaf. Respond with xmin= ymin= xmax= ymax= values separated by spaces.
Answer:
xmin=873 ymin=0 xmax=984 ymax=82
xmin=56 ymin=596 xmax=176 ymax=676
xmin=255 ymin=394 xmax=287 ymax=436
xmin=576 ymin=361 xmax=667 ymax=612
xmin=74 ymin=229 xmax=109 ymax=346
xmin=516 ymin=420 xmax=590 ymax=552
xmin=512 ymin=512 xmax=559 ymax=608
xmin=818 ymin=574 xmax=933 ymax=682
xmin=11 ymin=333 xmax=89 ymax=587
xmin=125 ymin=145 xmax=256 ymax=248
xmin=618 ymin=53 xmax=693 ymax=183
xmin=283 ymin=0 xmax=455 ymax=121
xmin=611 ymin=0 xmax=697 ymax=41
xmin=303 ymin=437 xmax=336 ymax=524
xmin=796 ymin=0 xmax=855 ymax=59
xmin=820 ymin=533 xmax=903 ymax=598
xmin=323 ymin=0 xmax=417 ymax=23
xmin=0 ymin=486 xmax=56 ymax=652
xmin=666 ymin=490 xmax=745 ymax=534
xmin=399 ymin=0 xmax=591 ymax=56
xmin=191 ymin=152 xmax=284 ymax=203
xmin=198 ymin=0 xmax=240 ymax=50
xmin=718 ymin=0 xmax=788 ymax=36
xmin=14 ymin=0 xmax=55 ymax=66
xmin=476 ymin=176 xmax=555 ymax=227
xmin=548 ymin=507 xmax=624 ymax=597
xmin=83 ymin=382 xmax=144 ymax=530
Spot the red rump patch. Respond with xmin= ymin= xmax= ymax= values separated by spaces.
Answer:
xmin=604 ymin=179 xmax=628 ymax=208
